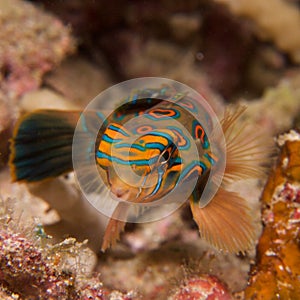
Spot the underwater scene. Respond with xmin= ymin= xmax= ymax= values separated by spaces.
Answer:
xmin=0 ymin=0 xmax=300 ymax=299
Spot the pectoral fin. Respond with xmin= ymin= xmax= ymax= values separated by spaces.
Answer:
xmin=190 ymin=187 xmax=256 ymax=253
xmin=101 ymin=202 xmax=128 ymax=252
xmin=220 ymin=105 xmax=273 ymax=185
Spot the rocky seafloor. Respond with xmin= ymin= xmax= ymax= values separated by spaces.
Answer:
xmin=0 ymin=0 xmax=299 ymax=299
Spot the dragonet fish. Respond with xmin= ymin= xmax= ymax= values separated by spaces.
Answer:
xmin=9 ymin=85 xmax=269 ymax=253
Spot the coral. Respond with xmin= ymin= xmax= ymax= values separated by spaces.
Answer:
xmin=244 ymin=73 xmax=300 ymax=136
xmin=168 ymin=274 xmax=232 ymax=300
xmin=0 ymin=229 xmax=78 ymax=299
xmin=0 ymin=0 xmax=75 ymax=98
xmin=214 ymin=0 xmax=300 ymax=63
xmin=244 ymin=45 xmax=285 ymax=96
xmin=167 ymin=13 xmax=202 ymax=42
xmin=244 ymin=130 xmax=300 ymax=299
xmin=0 ymin=229 xmax=135 ymax=299
xmin=0 ymin=286 xmax=18 ymax=300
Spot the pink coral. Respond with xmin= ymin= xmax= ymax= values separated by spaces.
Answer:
xmin=0 ymin=229 xmax=135 ymax=299
xmin=0 ymin=229 xmax=78 ymax=298
xmin=169 ymin=275 xmax=232 ymax=300
xmin=0 ymin=0 xmax=75 ymax=98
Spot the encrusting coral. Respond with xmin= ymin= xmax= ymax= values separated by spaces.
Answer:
xmin=244 ymin=130 xmax=300 ymax=299
xmin=214 ymin=0 xmax=300 ymax=63
xmin=0 ymin=228 xmax=136 ymax=299
xmin=243 ymin=72 xmax=300 ymax=136
xmin=0 ymin=229 xmax=78 ymax=299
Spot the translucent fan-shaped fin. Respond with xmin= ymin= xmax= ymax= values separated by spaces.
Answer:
xmin=190 ymin=187 xmax=256 ymax=253
xmin=101 ymin=202 xmax=128 ymax=252
xmin=219 ymin=105 xmax=273 ymax=186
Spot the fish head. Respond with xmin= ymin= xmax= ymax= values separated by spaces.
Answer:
xmin=96 ymin=123 xmax=182 ymax=203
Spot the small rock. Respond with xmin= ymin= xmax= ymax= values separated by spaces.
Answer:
xmin=168 ymin=274 xmax=232 ymax=300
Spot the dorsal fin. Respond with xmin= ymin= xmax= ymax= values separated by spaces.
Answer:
xmin=220 ymin=105 xmax=273 ymax=185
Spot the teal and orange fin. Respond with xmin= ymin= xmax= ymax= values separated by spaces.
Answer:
xmin=9 ymin=110 xmax=81 ymax=182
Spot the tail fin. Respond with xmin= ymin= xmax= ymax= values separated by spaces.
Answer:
xmin=9 ymin=110 xmax=80 ymax=182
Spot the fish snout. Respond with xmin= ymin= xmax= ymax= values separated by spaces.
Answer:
xmin=110 ymin=185 xmax=130 ymax=199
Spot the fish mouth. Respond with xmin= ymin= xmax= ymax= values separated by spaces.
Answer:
xmin=110 ymin=188 xmax=130 ymax=202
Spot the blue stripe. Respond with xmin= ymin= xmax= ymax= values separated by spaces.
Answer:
xmin=166 ymin=126 xmax=191 ymax=150
xmin=169 ymin=157 xmax=182 ymax=166
xmin=146 ymin=131 xmax=173 ymax=140
xmin=114 ymin=143 xmax=146 ymax=151
xmin=203 ymin=140 xmax=209 ymax=149
xmin=179 ymin=160 xmax=207 ymax=181
xmin=145 ymin=142 xmax=165 ymax=151
xmin=145 ymin=112 xmax=179 ymax=121
xmin=108 ymin=124 xmax=129 ymax=137
xmin=102 ymin=134 xmax=123 ymax=144
xmin=97 ymin=151 xmax=151 ymax=166
xmin=204 ymin=153 xmax=216 ymax=165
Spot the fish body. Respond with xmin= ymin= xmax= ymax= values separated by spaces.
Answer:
xmin=96 ymin=93 xmax=216 ymax=206
xmin=9 ymin=85 xmax=268 ymax=253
